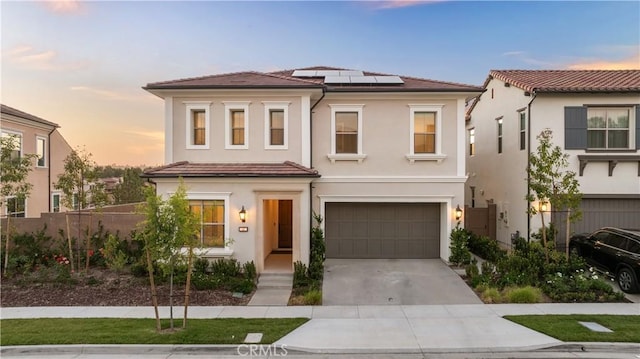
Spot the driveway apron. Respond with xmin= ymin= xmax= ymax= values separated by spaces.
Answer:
xmin=322 ymin=259 xmax=482 ymax=305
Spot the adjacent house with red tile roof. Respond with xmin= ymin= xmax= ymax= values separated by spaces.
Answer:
xmin=1 ymin=104 xmax=74 ymax=217
xmin=143 ymin=66 xmax=482 ymax=272
xmin=466 ymin=70 xmax=640 ymax=248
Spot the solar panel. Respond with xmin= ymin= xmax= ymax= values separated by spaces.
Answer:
xmin=315 ymin=70 xmax=346 ymax=77
xmin=324 ymin=76 xmax=351 ymax=84
xmin=291 ymin=70 xmax=318 ymax=77
xmin=339 ymin=70 xmax=365 ymax=76
xmin=349 ymin=76 xmax=378 ymax=83
xmin=374 ymin=76 xmax=404 ymax=84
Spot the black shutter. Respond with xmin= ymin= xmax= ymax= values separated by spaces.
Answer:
xmin=564 ymin=106 xmax=587 ymax=149
xmin=636 ymin=106 xmax=640 ymax=149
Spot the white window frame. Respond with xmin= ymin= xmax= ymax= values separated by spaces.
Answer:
xmin=184 ymin=192 xmax=233 ymax=255
xmin=328 ymin=104 xmax=366 ymax=163
xmin=468 ymin=128 xmax=475 ymax=156
xmin=586 ymin=107 xmax=635 ymax=150
xmin=224 ymin=101 xmax=250 ymax=150
xmin=406 ymin=104 xmax=446 ymax=163
xmin=5 ymin=195 xmax=26 ymax=218
xmin=263 ymin=101 xmax=290 ymax=150
xmin=184 ymin=101 xmax=211 ymax=150
xmin=497 ymin=117 xmax=503 ymax=154
xmin=518 ymin=111 xmax=526 ymax=151
xmin=36 ymin=136 xmax=47 ymax=168
xmin=1 ymin=130 xmax=23 ymax=158
xmin=52 ymin=192 xmax=61 ymax=213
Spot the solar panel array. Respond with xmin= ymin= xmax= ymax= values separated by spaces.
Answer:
xmin=291 ymin=70 xmax=404 ymax=85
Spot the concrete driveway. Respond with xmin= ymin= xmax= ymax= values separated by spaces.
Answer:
xmin=322 ymin=259 xmax=482 ymax=305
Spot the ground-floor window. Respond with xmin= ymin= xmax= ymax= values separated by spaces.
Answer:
xmin=189 ymin=200 xmax=225 ymax=247
xmin=6 ymin=196 xmax=26 ymax=217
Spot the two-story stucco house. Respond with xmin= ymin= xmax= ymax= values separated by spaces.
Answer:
xmin=143 ymin=67 xmax=482 ymax=272
xmin=1 ymin=104 xmax=74 ymax=217
xmin=466 ymin=70 xmax=640 ymax=248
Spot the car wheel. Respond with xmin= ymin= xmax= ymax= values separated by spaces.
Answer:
xmin=617 ymin=267 xmax=639 ymax=294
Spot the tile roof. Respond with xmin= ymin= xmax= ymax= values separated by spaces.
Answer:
xmin=142 ymin=161 xmax=320 ymax=178
xmin=145 ymin=66 xmax=483 ymax=93
xmin=488 ymin=70 xmax=640 ymax=93
xmin=1 ymin=104 xmax=59 ymax=128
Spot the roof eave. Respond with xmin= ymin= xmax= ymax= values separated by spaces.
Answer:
xmin=141 ymin=173 xmax=321 ymax=179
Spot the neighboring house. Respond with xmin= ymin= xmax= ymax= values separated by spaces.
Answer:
xmin=1 ymin=104 xmax=74 ymax=217
xmin=466 ymin=70 xmax=640 ymax=247
xmin=143 ymin=66 xmax=482 ymax=272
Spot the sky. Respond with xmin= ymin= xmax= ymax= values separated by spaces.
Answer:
xmin=1 ymin=0 xmax=639 ymax=166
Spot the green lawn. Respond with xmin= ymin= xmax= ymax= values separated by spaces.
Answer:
xmin=1 ymin=318 xmax=308 ymax=346
xmin=505 ymin=315 xmax=640 ymax=342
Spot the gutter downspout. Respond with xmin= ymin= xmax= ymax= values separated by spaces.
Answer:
xmin=526 ymin=91 xmax=537 ymax=242
xmin=308 ymin=89 xmax=325 ymax=233
xmin=47 ymin=127 xmax=56 ymax=213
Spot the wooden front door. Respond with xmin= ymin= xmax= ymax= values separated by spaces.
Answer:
xmin=278 ymin=200 xmax=293 ymax=248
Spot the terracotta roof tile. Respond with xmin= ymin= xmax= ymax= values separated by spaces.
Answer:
xmin=145 ymin=66 xmax=482 ymax=93
xmin=1 ymin=104 xmax=59 ymax=128
xmin=142 ymin=161 xmax=320 ymax=178
xmin=489 ymin=70 xmax=640 ymax=93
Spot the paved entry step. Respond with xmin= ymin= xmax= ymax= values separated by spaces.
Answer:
xmin=248 ymin=273 xmax=293 ymax=306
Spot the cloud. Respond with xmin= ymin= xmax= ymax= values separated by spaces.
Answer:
xmin=501 ymin=51 xmax=557 ymax=67
xmin=3 ymin=45 xmax=88 ymax=71
xmin=566 ymin=54 xmax=640 ymax=70
xmin=71 ymin=86 xmax=158 ymax=102
xmin=502 ymin=51 xmax=525 ymax=57
xmin=124 ymin=130 xmax=165 ymax=142
xmin=43 ymin=0 xmax=84 ymax=14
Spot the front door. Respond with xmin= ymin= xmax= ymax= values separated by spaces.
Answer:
xmin=278 ymin=200 xmax=293 ymax=249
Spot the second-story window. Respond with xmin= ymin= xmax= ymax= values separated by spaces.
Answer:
xmin=269 ymin=110 xmax=285 ymax=146
xmin=468 ymin=128 xmax=475 ymax=156
xmin=497 ymin=117 xmax=503 ymax=154
xmin=184 ymin=102 xmax=211 ymax=149
xmin=224 ymin=102 xmax=250 ymax=149
xmin=1 ymin=131 xmax=22 ymax=159
xmin=36 ymin=136 xmax=46 ymax=167
xmin=587 ymin=108 xmax=631 ymax=149
xmin=335 ymin=112 xmax=358 ymax=154
xmin=413 ymin=112 xmax=436 ymax=154
xmin=328 ymin=104 xmax=365 ymax=163
xmin=519 ymin=111 xmax=526 ymax=151
xmin=263 ymin=102 xmax=289 ymax=149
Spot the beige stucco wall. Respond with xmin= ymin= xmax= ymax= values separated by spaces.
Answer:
xmin=1 ymin=117 xmax=73 ymax=217
xmin=153 ymin=177 xmax=312 ymax=273
xmin=467 ymin=77 xmax=640 ymax=245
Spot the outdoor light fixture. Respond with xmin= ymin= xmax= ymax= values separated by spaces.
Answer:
xmin=239 ymin=206 xmax=247 ymax=223
xmin=539 ymin=201 xmax=548 ymax=212
xmin=455 ymin=205 xmax=463 ymax=220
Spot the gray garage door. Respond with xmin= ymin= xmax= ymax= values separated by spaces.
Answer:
xmin=325 ymin=202 xmax=440 ymax=259
xmin=553 ymin=198 xmax=640 ymax=248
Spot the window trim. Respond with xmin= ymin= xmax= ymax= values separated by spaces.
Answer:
xmin=52 ymin=192 xmax=61 ymax=213
xmin=36 ymin=135 xmax=47 ymax=168
xmin=406 ymin=104 xmax=446 ymax=163
xmin=185 ymin=192 xmax=231 ymax=250
xmin=1 ymin=130 xmax=23 ymax=159
xmin=5 ymin=196 xmax=26 ymax=218
xmin=496 ymin=117 xmax=503 ymax=154
xmin=184 ymin=101 xmax=211 ymax=150
xmin=519 ymin=111 xmax=526 ymax=151
xmin=328 ymin=104 xmax=366 ymax=163
xmin=263 ymin=101 xmax=290 ymax=150
xmin=586 ymin=107 xmax=634 ymax=150
xmin=224 ymin=101 xmax=250 ymax=150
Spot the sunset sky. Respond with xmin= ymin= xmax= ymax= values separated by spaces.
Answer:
xmin=2 ymin=0 xmax=638 ymax=166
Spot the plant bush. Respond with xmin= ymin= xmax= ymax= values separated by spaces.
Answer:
xmin=504 ymin=286 xmax=542 ymax=303
xmin=303 ymin=289 xmax=322 ymax=305
xmin=293 ymin=261 xmax=309 ymax=288
xmin=191 ymin=272 xmax=223 ymax=290
xmin=308 ymin=213 xmax=325 ymax=281
xmin=210 ymin=258 xmax=241 ymax=277
xmin=193 ymin=258 xmax=209 ymax=274
xmin=448 ymin=225 xmax=471 ymax=266
xmin=227 ymin=277 xmax=255 ymax=294
xmin=481 ymin=287 xmax=502 ymax=303
xmin=541 ymin=268 xmax=624 ymax=302
xmin=242 ymin=261 xmax=257 ymax=282
xmin=467 ymin=232 xmax=507 ymax=262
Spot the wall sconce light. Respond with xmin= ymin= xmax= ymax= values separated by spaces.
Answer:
xmin=455 ymin=205 xmax=463 ymax=221
xmin=239 ymin=206 xmax=247 ymax=223
xmin=539 ymin=201 xmax=548 ymax=212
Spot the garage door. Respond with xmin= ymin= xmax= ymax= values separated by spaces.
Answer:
xmin=325 ymin=202 xmax=440 ymax=259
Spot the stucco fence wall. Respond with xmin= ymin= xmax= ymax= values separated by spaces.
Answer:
xmin=1 ymin=203 xmax=145 ymax=247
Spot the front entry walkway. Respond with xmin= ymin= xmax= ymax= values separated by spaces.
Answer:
xmin=322 ymin=259 xmax=482 ymax=305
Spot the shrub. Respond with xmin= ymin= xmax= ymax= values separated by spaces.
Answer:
xmin=191 ymin=272 xmax=223 ymax=290
xmin=227 ymin=277 xmax=255 ymax=294
xmin=449 ymin=225 xmax=471 ymax=266
xmin=303 ymin=289 xmax=322 ymax=305
xmin=481 ymin=287 xmax=502 ymax=303
xmin=242 ymin=261 xmax=257 ymax=282
xmin=210 ymin=258 xmax=240 ymax=277
xmin=102 ymin=234 xmax=127 ymax=273
xmin=193 ymin=258 xmax=209 ymax=274
xmin=468 ymin=233 xmax=507 ymax=262
xmin=130 ymin=262 xmax=148 ymax=277
xmin=504 ymin=286 xmax=542 ymax=303
xmin=542 ymin=268 xmax=624 ymax=302
xmin=293 ymin=261 xmax=309 ymax=288
xmin=308 ymin=213 xmax=325 ymax=281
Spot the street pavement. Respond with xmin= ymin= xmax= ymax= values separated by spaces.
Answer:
xmin=2 ymin=303 xmax=639 ymax=357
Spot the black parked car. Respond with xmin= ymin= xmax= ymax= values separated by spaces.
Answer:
xmin=569 ymin=227 xmax=640 ymax=293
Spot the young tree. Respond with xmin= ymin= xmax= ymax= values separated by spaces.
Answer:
xmin=1 ymin=135 xmax=37 ymax=274
xmin=136 ymin=181 xmax=198 ymax=331
xmin=526 ymin=129 xmax=582 ymax=261
xmin=55 ymin=147 xmax=108 ymax=271
xmin=113 ymin=167 xmax=146 ymax=204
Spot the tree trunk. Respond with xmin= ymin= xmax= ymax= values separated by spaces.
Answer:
xmin=86 ymin=211 xmax=93 ymax=271
xmin=77 ymin=208 xmax=82 ymax=271
xmin=145 ymin=246 xmax=161 ymax=332
xmin=183 ymin=245 xmax=194 ymax=329
xmin=540 ymin=211 xmax=549 ymax=263
xmin=3 ymin=215 xmax=11 ymax=275
xmin=169 ymin=261 xmax=174 ymax=330
xmin=66 ymin=213 xmax=75 ymax=272
xmin=565 ymin=208 xmax=571 ymax=260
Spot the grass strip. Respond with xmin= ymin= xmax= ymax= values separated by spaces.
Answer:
xmin=1 ymin=318 xmax=308 ymax=346
xmin=504 ymin=315 xmax=640 ymax=342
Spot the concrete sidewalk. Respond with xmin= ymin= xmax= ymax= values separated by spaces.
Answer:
xmin=2 ymin=303 xmax=638 ymax=354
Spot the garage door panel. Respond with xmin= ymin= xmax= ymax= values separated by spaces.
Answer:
xmin=326 ymin=202 xmax=441 ymax=259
